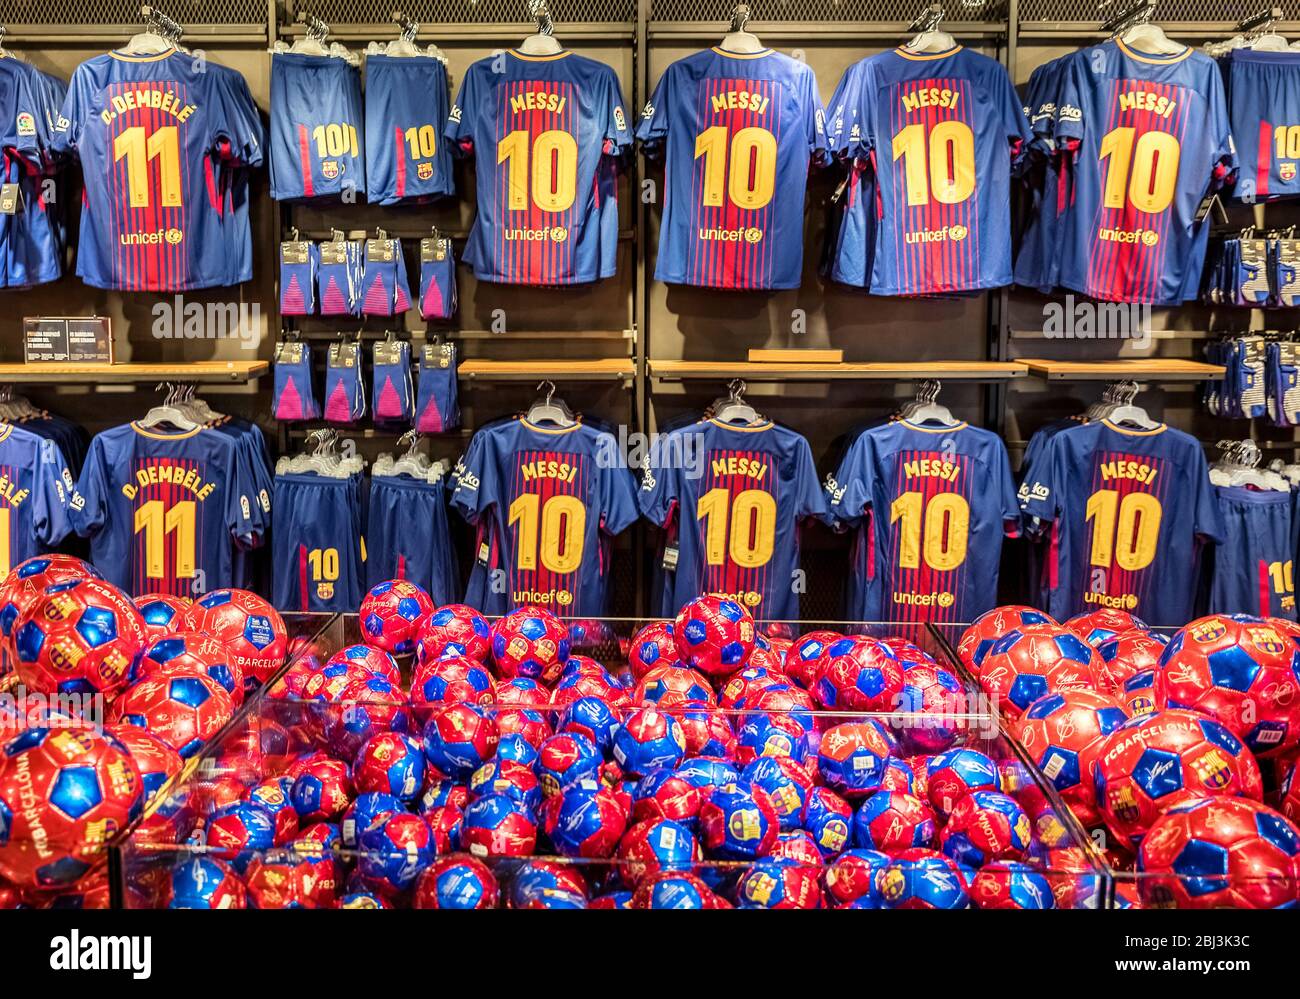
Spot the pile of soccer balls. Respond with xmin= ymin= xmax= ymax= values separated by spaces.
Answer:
xmin=136 ymin=584 xmax=1095 ymax=909
xmin=960 ymin=605 xmax=1300 ymax=908
xmin=0 ymin=555 xmax=288 ymax=904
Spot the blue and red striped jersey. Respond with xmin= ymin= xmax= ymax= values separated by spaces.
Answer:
xmin=70 ymin=423 xmax=265 ymax=598
xmin=51 ymin=48 xmax=263 ymax=291
xmin=450 ymin=417 xmax=639 ymax=616
xmin=1223 ymin=48 xmax=1300 ymax=203
xmin=825 ymin=419 xmax=1021 ymax=624
xmin=639 ymin=418 xmax=827 ymax=620
xmin=363 ymin=54 xmax=455 ymax=205
xmin=0 ymin=424 xmax=74 ymax=582
xmin=445 ymin=49 xmax=631 ymax=286
xmin=637 ymin=47 xmax=827 ymax=290
xmin=834 ymin=46 xmax=1030 ymax=296
xmin=1019 ymin=420 xmax=1225 ymax=625
xmin=1054 ymin=40 xmax=1235 ymax=305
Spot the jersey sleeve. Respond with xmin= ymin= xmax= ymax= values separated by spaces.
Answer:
xmin=1052 ymin=48 xmax=1092 ymax=148
xmin=1205 ymin=66 xmax=1236 ymax=188
xmin=4 ymin=69 xmax=51 ymax=165
xmin=602 ymin=69 xmax=634 ymax=158
xmin=31 ymin=438 xmax=73 ymax=548
xmin=1019 ymin=432 xmax=1063 ymax=523
xmin=68 ymin=435 xmax=111 ymax=538
xmin=794 ymin=436 xmax=829 ymax=520
xmin=598 ymin=459 xmax=640 ymax=537
xmin=824 ymin=433 xmax=873 ymax=527
xmin=1190 ymin=447 xmax=1227 ymax=544
xmin=801 ymin=66 xmax=830 ymax=164
xmin=225 ymin=443 xmax=262 ymax=549
xmin=49 ymin=66 xmax=89 ymax=158
xmin=825 ymin=62 xmax=865 ymax=159
xmin=216 ymin=70 xmax=265 ymax=168
xmin=989 ymin=439 xmax=1023 ymax=538
xmin=445 ymin=65 xmax=480 ymax=156
xmin=635 ymin=67 xmax=673 ymax=154
xmin=637 ymin=434 xmax=681 ymax=527
xmin=992 ymin=61 xmax=1032 ymax=169
xmin=449 ymin=430 xmax=494 ymax=523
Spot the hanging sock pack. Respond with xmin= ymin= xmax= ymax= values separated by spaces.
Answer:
xmin=279 ymin=238 xmax=319 ymax=315
xmin=372 ymin=339 xmax=414 ymax=426
xmin=272 ymin=340 xmax=320 ymax=421
xmin=418 ymin=235 xmax=458 ymax=320
xmin=324 ymin=341 xmax=366 ymax=425
xmin=318 ymin=238 xmax=364 ymax=317
xmin=360 ymin=236 xmax=413 ymax=317
xmin=415 ymin=341 xmax=459 ymax=432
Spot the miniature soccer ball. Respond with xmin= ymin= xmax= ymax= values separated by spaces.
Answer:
xmin=673 ymin=595 xmax=756 ymax=678
xmin=181 ymin=589 xmax=287 ymax=687
xmin=359 ymin=579 xmax=435 ymax=656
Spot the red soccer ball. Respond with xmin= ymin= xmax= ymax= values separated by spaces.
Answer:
xmin=133 ymin=593 xmax=191 ymax=640
xmin=12 ymin=578 xmax=147 ymax=698
xmin=181 ymin=589 xmax=287 ymax=688
xmin=416 ymin=604 xmax=493 ymax=664
xmin=673 ymin=595 xmax=757 ymax=678
xmin=1137 ymin=797 xmax=1300 ymax=908
xmin=957 ymin=605 xmax=1057 ymax=670
xmin=490 ymin=606 xmax=571 ymax=683
xmin=977 ymin=624 xmax=1103 ymax=717
xmin=109 ymin=673 xmax=235 ymax=758
xmin=787 ymin=630 xmax=843 ymax=689
xmin=359 ymin=579 xmax=435 ymax=656
xmin=1096 ymin=630 xmax=1169 ymax=691
xmin=633 ymin=663 xmax=715 ymax=709
xmin=410 ymin=655 xmax=496 ymax=721
xmin=897 ymin=664 xmax=968 ymax=754
xmin=1065 ymin=608 xmax=1148 ymax=647
xmin=718 ymin=666 xmax=787 ymax=711
xmin=628 ymin=621 xmax=679 ymax=681
xmin=853 ymin=792 xmax=937 ymax=854
xmin=0 ymin=727 xmax=143 ymax=888
xmin=0 ymin=556 xmax=101 ymax=662
xmin=1012 ymin=689 xmax=1130 ymax=829
xmin=411 ymin=854 xmax=500 ymax=909
xmin=814 ymin=637 xmax=904 ymax=712
xmin=1155 ymin=615 xmax=1300 ymax=758
xmin=107 ymin=724 xmax=185 ymax=846
xmin=136 ymin=634 xmax=244 ymax=705
xmin=1093 ymin=709 xmax=1264 ymax=848
xmin=244 ymin=854 xmax=336 ymax=909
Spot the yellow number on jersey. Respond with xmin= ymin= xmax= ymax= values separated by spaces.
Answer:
xmin=497 ymin=129 xmax=579 ymax=212
xmin=113 ymin=125 xmax=182 ymax=208
xmin=403 ymin=124 xmax=438 ymax=160
xmin=891 ymin=120 xmax=976 ymax=207
xmin=134 ymin=500 xmax=197 ymax=580
xmin=697 ymin=487 xmax=777 ymax=568
xmin=889 ymin=491 xmax=971 ymax=571
xmin=1085 ymin=489 xmax=1162 ymax=571
xmin=1099 ymin=126 xmax=1181 ymax=214
xmin=508 ymin=493 xmax=586 ymax=574
xmin=693 ymin=125 xmax=778 ymax=210
xmin=308 ymin=548 xmax=340 ymax=582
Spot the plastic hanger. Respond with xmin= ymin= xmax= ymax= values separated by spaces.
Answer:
xmin=719 ymin=3 xmax=765 ymax=54
xmin=520 ymin=0 xmax=563 ymax=55
xmin=900 ymin=379 xmax=960 ymax=427
xmin=373 ymin=11 xmax=446 ymax=60
xmin=712 ymin=379 xmax=762 ymax=426
xmin=526 ymin=380 xmax=577 ymax=427
xmin=1213 ymin=441 xmax=1290 ymax=491
xmin=903 ymin=5 xmax=957 ymax=54
xmin=137 ymin=383 xmax=200 ymax=432
xmin=122 ymin=7 xmax=178 ymax=55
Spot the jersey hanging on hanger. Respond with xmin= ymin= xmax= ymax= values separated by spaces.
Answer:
xmin=70 ymin=423 xmax=266 ymax=597
xmin=824 ymin=419 xmax=1021 ymax=623
xmin=0 ymin=59 xmax=68 ymax=288
xmin=51 ymin=48 xmax=264 ymax=290
xmin=0 ymin=423 xmax=75 ymax=582
xmin=1019 ymin=419 xmax=1225 ymax=625
xmin=269 ymin=52 xmax=365 ymax=201
xmin=450 ymin=416 xmax=639 ymax=615
xmin=1052 ymin=40 xmax=1235 ymax=305
xmin=637 ymin=47 xmax=828 ymax=290
xmin=639 ymin=416 xmax=827 ymax=619
xmin=364 ymin=54 xmax=455 ymax=205
xmin=830 ymin=45 xmax=1030 ymax=295
xmin=445 ymin=49 xmax=631 ymax=285
xmin=1223 ymin=48 xmax=1300 ymax=203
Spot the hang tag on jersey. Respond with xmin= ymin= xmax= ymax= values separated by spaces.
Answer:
xmin=477 ymin=541 xmax=491 ymax=567
xmin=662 ymin=544 xmax=679 ymax=572
xmin=1195 ymin=192 xmax=1226 ymax=225
xmin=0 ymin=183 xmax=21 ymax=216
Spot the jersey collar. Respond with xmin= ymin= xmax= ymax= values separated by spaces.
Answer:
xmin=0 ymin=424 xmax=12 ymax=444
xmin=130 ymin=421 xmax=203 ymax=440
xmin=1115 ymin=39 xmax=1193 ymax=64
xmin=510 ymin=49 xmax=573 ymax=62
xmin=1101 ymin=418 xmax=1168 ymax=437
xmin=894 ymin=45 xmax=963 ymax=61
xmin=708 ymin=417 xmax=774 ymax=432
xmin=109 ymin=48 xmax=178 ymax=63
xmin=711 ymin=46 xmax=774 ymax=59
xmin=519 ymin=417 xmax=583 ymax=435
xmin=899 ymin=418 xmax=969 ymax=433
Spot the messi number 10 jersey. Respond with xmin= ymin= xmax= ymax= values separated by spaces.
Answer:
xmin=446 ymin=50 xmax=631 ymax=286
xmin=637 ymin=48 xmax=828 ymax=290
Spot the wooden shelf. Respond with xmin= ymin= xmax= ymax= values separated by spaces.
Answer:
xmin=457 ymin=359 xmax=636 ymax=383
xmin=1021 ymin=359 xmax=1226 ymax=382
xmin=0 ymin=361 xmax=268 ymax=385
xmin=649 ymin=360 xmax=1028 ymax=382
